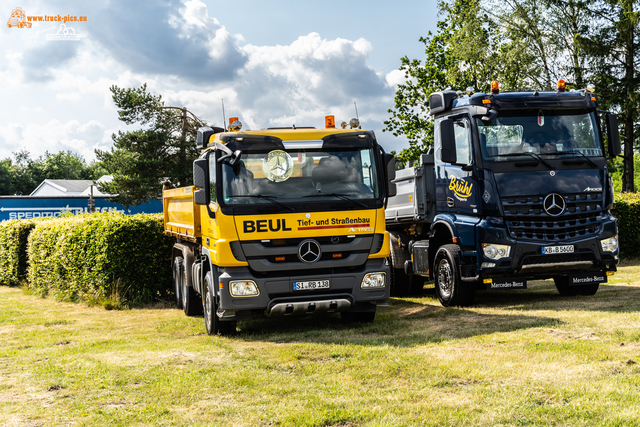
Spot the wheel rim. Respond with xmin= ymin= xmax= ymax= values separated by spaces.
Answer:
xmin=174 ymin=261 xmax=181 ymax=303
xmin=182 ymin=272 xmax=188 ymax=306
xmin=204 ymin=288 xmax=213 ymax=331
xmin=437 ymin=258 xmax=453 ymax=299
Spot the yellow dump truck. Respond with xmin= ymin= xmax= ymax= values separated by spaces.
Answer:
xmin=163 ymin=116 xmax=396 ymax=334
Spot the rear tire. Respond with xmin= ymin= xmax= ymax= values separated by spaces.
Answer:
xmin=173 ymin=257 xmax=183 ymax=309
xmin=434 ymin=244 xmax=476 ymax=307
xmin=204 ymin=271 xmax=236 ymax=335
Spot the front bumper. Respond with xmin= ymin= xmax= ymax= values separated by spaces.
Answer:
xmin=216 ymin=258 xmax=389 ymax=319
xmin=475 ymin=215 xmax=618 ymax=283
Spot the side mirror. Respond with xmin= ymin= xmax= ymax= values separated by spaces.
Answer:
xmin=383 ymin=153 xmax=397 ymax=197
xmin=193 ymin=158 xmax=208 ymax=189
xmin=440 ymin=119 xmax=457 ymax=164
xmin=194 ymin=189 xmax=208 ymax=205
xmin=606 ymin=113 xmax=622 ymax=157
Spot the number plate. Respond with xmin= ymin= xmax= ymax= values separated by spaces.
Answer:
xmin=293 ymin=280 xmax=330 ymax=291
xmin=542 ymin=245 xmax=574 ymax=254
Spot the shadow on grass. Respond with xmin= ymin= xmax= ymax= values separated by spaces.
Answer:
xmin=235 ymin=296 xmax=563 ymax=347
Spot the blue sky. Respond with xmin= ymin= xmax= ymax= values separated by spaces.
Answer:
xmin=1 ymin=0 xmax=439 ymax=162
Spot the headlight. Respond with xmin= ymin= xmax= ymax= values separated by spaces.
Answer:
xmin=361 ymin=272 xmax=386 ymax=289
xmin=482 ymin=243 xmax=511 ymax=260
xmin=601 ymin=236 xmax=618 ymax=253
xmin=229 ymin=280 xmax=260 ymax=297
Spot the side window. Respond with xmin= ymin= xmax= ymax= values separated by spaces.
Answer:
xmin=454 ymin=120 xmax=471 ymax=165
xmin=208 ymin=152 xmax=216 ymax=204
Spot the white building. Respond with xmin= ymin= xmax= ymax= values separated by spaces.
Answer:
xmin=29 ymin=176 xmax=114 ymax=197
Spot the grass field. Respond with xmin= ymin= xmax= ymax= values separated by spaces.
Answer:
xmin=2 ymin=261 xmax=640 ymax=426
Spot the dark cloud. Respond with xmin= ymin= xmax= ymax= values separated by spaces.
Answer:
xmin=22 ymin=42 xmax=79 ymax=82
xmin=87 ymin=0 xmax=247 ymax=84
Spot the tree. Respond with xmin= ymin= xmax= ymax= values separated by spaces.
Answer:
xmin=0 ymin=150 xmax=105 ymax=195
xmin=96 ymin=84 xmax=206 ymax=207
xmin=577 ymin=0 xmax=639 ymax=192
xmin=384 ymin=0 xmax=533 ymax=165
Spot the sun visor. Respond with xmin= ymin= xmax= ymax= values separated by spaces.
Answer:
xmin=218 ymin=134 xmax=285 ymax=152
xmin=322 ymin=132 xmax=374 ymax=150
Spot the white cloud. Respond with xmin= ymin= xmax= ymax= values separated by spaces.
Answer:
xmin=0 ymin=119 xmax=116 ymax=162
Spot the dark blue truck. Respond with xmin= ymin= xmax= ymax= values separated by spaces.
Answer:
xmin=385 ymin=82 xmax=621 ymax=306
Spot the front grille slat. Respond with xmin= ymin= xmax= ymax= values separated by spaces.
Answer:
xmin=502 ymin=193 xmax=602 ymax=242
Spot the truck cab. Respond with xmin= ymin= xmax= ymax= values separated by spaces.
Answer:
xmin=164 ymin=117 xmax=394 ymax=334
xmin=386 ymin=82 xmax=621 ymax=306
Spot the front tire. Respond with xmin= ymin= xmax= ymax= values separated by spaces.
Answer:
xmin=554 ymin=277 xmax=599 ymax=296
xmin=341 ymin=311 xmax=376 ymax=323
xmin=434 ymin=244 xmax=476 ymax=307
xmin=173 ymin=257 xmax=183 ymax=309
xmin=204 ymin=271 xmax=236 ymax=335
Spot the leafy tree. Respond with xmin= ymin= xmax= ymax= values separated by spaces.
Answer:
xmin=577 ymin=0 xmax=639 ymax=192
xmin=384 ymin=0 xmax=533 ymax=165
xmin=0 ymin=158 xmax=13 ymax=195
xmin=96 ymin=84 xmax=205 ymax=207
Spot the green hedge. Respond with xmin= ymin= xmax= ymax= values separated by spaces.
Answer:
xmin=0 ymin=219 xmax=43 ymax=286
xmin=611 ymin=193 xmax=640 ymax=259
xmin=27 ymin=213 xmax=173 ymax=307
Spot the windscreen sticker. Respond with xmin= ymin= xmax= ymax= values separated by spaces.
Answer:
xmin=262 ymin=150 xmax=293 ymax=182
xmin=449 ymin=176 xmax=473 ymax=201
xmin=538 ymin=110 xmax=544 ymax=126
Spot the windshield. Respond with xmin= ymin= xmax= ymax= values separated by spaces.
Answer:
xmin=220 ymin=147 xmax=380 ymax=205
xmin=477 ymin=109 xmax=602 ymax=161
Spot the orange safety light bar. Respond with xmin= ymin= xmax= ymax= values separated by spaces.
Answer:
xmin=325 ymin=115 xmax=335 ymax=129
xmin=228 ymin=117 xmax=239 ymax=126
xmin=491 ymin=80 xmax=499 ymax=94
xmin=557 ymin=79 xmax=566 ymax=92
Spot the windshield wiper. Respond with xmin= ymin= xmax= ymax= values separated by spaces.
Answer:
xmin=488 ymin=152 xmax=554 ymax=170
xmin=552 ymin=150 xmax=598 ymax=167
xmin=303 ymin=193 xmax=368 ymax=208
xmin=229 ymin=195 xmax=295 ymax=212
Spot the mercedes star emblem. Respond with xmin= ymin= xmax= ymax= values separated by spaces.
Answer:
xmin=543 ymin=193 xmax=565 ymax=216
xmin=298 ymin=239 xmax=322 ymax=263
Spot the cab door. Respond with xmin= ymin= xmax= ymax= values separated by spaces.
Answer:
xmin=436 ymin=115 xmax=479 ymax=216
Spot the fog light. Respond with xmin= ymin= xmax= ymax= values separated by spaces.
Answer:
xmin=601 ymin=236 xmax=618 ymax=253
xmin=482 ymin=243 xmax=511 ymax=260
xmin=229 ymin=280 xmax=260 ymax=297
xmin=481 ymin=262 xmax=496 ymax=268
xmin=361 ymin=272 xmax=386 ymax=289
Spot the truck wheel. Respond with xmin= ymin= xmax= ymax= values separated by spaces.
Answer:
xmin=203 ymin=271 xmax=236 ymax=336
xmin=389 ymin=249 xmax=416 ymax=297
xmin=182 ymin=266 xmax=203 ymax=317
xmin=434 ymin=244 xmax=476 ymax=307
xmin=554 ymin=277 xmax=579 ymax=296
xmin=341 ymin=311 xmax=376 ymax=323
xmin=578 ymin=283 xmax=599 ymax=296
xmin=173 ymin=257 xmax=183 ymax=309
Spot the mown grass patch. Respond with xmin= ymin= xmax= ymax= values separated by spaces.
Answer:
xmin=1 ymin=264 xmax=640 ymax=425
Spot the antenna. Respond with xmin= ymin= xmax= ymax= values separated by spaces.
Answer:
xmin=221 ymin=99 xmax=227 ymax=131
xmin=354 ymin=102 xmax=361 ymax=129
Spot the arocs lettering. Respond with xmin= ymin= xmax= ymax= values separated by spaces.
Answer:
xmin=243 ymin=219 xmax=292 ymax=233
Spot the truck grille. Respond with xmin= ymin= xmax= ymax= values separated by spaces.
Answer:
xmin=501 ymin=193 xmax=602 ymax=241
xmin=239 ymin=234 xmax=383 ymax=273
